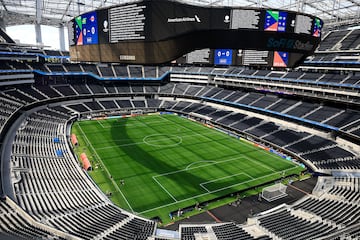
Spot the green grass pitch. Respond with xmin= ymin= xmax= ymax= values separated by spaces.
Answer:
xmin=72 ymin=114 xmax=303 ymax=222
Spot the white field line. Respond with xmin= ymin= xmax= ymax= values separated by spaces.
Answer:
xmin=152 ymin=176 xmax=178 ymax=202
xmin=151 ymin=116 xmax=296 ymax=174
xmin=162 ymin=115 xmax=299 ymax=169
xmin=152 ymin=156 xmax=245 ymax=200
xmin=203 ymin=126 xmax=301 ymax=169
xmin=154 ymin=156 xmax=244 ymax=177
xmin=134 ymin=117 xmax=150 ymax=127
xmin=77 ymin=123 xmax=134 ymax=213
xmin=157 ymin=114 xmax=175 ymax=123
xmin=185 ymin=161 xmax=217 ymax=170
xmin=243 ymin=155 xmax=276 ymax=172
xmin=157 ymin=114 xmax=208 ymax=134
xmin=97 ymin=120 xmax=106 ymax=128
xmin=199 ymin=184 xmax=210 ymax=193
xmin=95 ymin=131 xmax=221 ymax=151
xmin=158 ymin=114 xmax=240 ymax=155
xmin=213 ymin=120 xmax=301 ymax=169
xmin=201 ymin=172 xmax=254 ymax=185
xmin=98 ymin=119 xmax=170 ymax=129
xmin=140 ymin=165 xmax=300 ymax=214
xmin=135 ymin=116 xmax=171 ymax=127
xmin=200 ymin=172 xmax=254 ymax=192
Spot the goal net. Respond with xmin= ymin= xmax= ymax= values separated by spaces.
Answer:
xmin=261 ymin=183 xmax=288 ymax=202
xmin=131 ymin=109 xmax=143 ymax=115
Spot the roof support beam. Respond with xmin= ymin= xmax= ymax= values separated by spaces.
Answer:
xmin=346 ymin=0 xmax=360 ymax=7
xmin=36 ymin=0 xmax=42 ymax=24
xmin=61 ymin=0 xmax=73 ymax=21
xmin=304 ymin=1 xmax=338 ymax=19
xmin=0 ymin=0 xmax=8 ymax=12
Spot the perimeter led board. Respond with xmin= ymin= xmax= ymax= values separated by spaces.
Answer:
xmin=69 ymin=0 xmax=323 ymax=67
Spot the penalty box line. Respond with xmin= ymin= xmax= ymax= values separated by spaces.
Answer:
xmin=152 ymin=176 xmax=178 ymax=202
xmin=199 ymin=172 xmax=254 ymax=193
xmin=141 ymin=165 xmax=300 ymax=215
xmin=200 ymin=167 xmax=299 ymax=195
xmin=151 ymin=156 xmax=245 ymax=203
xmin=184 ymin=122 xmax=299 ymax=170
xmin=199 ymin=154 xmax=299 ymax=193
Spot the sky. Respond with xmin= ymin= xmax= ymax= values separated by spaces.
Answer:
xmin=6 ymin=24 xmax=69 ymax=51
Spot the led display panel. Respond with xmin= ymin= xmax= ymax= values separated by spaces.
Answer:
xmin=312 ymin=18 xmax=322 ymax=37
xmin=69 ymin=0 xmax=322 ymax=66
xmin=264 ymin=10 xmax=287 ymax=32
xmin=273 ymin=51 xmax=288 ymax=67
xmin=214 ymin=49 xmax=233 ymax=65
xmin=75 ymin=11 xmax=98 ymax=45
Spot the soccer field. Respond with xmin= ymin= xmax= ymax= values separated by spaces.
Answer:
xmin=72 ymin=114 xmax=303 ymax=221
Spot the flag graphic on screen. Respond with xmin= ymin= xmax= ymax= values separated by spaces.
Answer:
xmin=273 ymin=51 xmax=288 ymax=67
xmin=264 ymin=10 xmax=287 ymax=32
xmin=75 ymin=16 xmax=83 ymax=45
xmin=313 ymin=18 xmax=322 ymax=37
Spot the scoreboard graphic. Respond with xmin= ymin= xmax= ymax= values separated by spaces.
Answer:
xmin=214 ymin=49 xmax=233 ymax=65
xmin=74 ymin=11 xmax=98 ymax=45
xmin=264 ymin=10 xmax=287 ymax=32
xmin=313 ymin=18 xmax=322 ymax=37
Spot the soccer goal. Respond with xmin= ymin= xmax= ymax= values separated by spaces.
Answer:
xmin=131 ymin=109 xmax=144 ymax=115
xmin=261 ymin=183 xmax=288 ymax=202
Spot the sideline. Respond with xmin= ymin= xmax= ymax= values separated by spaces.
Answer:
xmin=77 ymin=123 xmax=135 ymax=213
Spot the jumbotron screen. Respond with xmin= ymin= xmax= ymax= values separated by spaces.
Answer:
xmin=68 ymin=0 xmax=323 ymax=67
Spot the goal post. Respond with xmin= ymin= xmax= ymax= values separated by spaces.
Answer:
xmin=261 ymin=183 xmax=288 ymax=202
xmin=130 ymin=109 xmax=144 ymax=116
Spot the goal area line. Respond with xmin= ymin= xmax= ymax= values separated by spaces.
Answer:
xmin=146 ymin=157 xmax=299 ymax=214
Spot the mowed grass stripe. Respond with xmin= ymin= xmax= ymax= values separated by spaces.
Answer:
xmin=75 ymin=114 xmax=303 ymax=218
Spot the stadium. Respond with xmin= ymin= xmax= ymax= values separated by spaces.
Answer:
xmin=0 ymin=0 xmax=359 ymax=239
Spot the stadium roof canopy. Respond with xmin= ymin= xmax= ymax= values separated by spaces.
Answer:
xmin=1 ymin=0 xmax=359 ymax=29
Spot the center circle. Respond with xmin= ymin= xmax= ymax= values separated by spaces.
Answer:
xmin=143 ymin=134 xmax=182 ymax=147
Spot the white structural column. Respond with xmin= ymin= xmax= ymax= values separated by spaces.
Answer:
xmin=297 ymin=0 xmax=305 ymax=12
xmin=0 ymin=14 xmax=5 ymax=30
xmin=59 ymin=24 xmax=66 ymax=51
xmin=35 ymin=0 xmax=43 ymax=45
